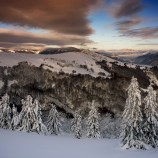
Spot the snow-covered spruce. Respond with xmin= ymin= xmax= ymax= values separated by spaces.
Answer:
xmin=18 ymin=95 xmax=34 ymax=132
xmin=11 ymin=105 xmax=19 ymax=130
xmin=31 ymin=99 xmax=47 ymax=135
xmin=71 ymin=112 xmax=82 ymax=139
xmin=18 ymin=95 xmax=47 ymax=134
xmin=121 ymin=77 xmax=146 ymax=149
xmin=0 ymin=93 xmax=12 ymax=129
xmin=86 ymin=101 xmax=100 ymax=138
xmin=47 ymin=104 xmax=61 ymax=135
xmin=143 ymin=85 xmax=158 ymax=148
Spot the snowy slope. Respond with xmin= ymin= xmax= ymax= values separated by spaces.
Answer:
xmin=0 ymin=51 xmax=148 ymax=78
xmin=0 ymin=51 xmax=111 ymax=78
xmin=0 ymin=129 xmax=158 ymax=158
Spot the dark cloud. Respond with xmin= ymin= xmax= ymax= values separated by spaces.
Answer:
xmin=0 ymin=0 xmax=101 ymax=36
xmin=116 ymin=18 xmax=142 ymax=28
xmin=0 ymin=29 xmax=93 ymax=48
xmin=108 ymin=0 xmax=143 ymax=18
xmin=119 ymin=27 xmax=158 ymax=39
xmin=116 ymin=18 xmax=143 ymax=36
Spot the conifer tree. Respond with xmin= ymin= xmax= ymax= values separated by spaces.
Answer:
xmin=86 ymin=101 xmax=100 ymax=138
xmin=0 ymin=93 xmax=11 ymax=129
xmin=121 ymin=77 xmax=146 ymax=149
xmin=11 ymin=105 xmax=19 ymax=130
xmin=18 ymin=95 xmax=47 ymax=134
xmin=71 ymin=112 xmax=82 ymax=139
xmin=18 ymin=96 xmax=32 ymax=125
xmin=18 ymin=95 xmax=33 ymax=132
xmin=47 ymin=104 xmax=61 ymax=135
xmin=31 ymin=99 xmax=47 ymax=135
xmin=143 ymin=85 xmax=158 ymax=148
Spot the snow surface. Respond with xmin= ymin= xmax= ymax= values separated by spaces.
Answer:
xmin=0 ymin=52 xmax=110 ymax=78
xmin=0 ymin=129 xmax=158 ymax=158
xmin=0 ymin=51 xmax=148 ymax=78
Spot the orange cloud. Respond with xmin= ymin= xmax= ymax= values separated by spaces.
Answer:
xmin=0 ymin=0 xmax=101 ymax=36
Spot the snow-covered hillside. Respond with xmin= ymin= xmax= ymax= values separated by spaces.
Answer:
xmin=0 ymin=129 xmax=157 ymax=158
xmin=0 ymin=51 xmax=112 ymax=78
xmin=0 ymin=51 xmax=149 ymax=78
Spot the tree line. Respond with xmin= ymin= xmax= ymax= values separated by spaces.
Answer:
xmin=0 ymin=94 xmax=100 ymax=139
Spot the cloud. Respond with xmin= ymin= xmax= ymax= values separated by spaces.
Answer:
xmin=108 ymin=0 xmax=143 ymax=18
xmin=0 ymin=28 xmax=93 ymax=48
xmin=119 ymin=27 xmax=158 ymax=39
xmin=116 ymin=18 xmax=142 ymax=28
xmin=116 ymin=18 xmax=143 ymax=36
xmin=109 ymin=0 xmax=145 ymax=39
xmin=137 ymin=43 xmax=158 ymax=46
xmin=0 ymin=0 xmax=101 ymax=36
xmin=0 ymin=42 xmax=47 ymax=49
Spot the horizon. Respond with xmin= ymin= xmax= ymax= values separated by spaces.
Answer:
xmin=0 ymin=0 xmax=158 ymax=50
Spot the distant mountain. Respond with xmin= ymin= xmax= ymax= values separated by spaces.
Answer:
xmin=133 ymin=52 xmax=158 ymax=66
xmin=40 ymin=47 xmax=81 ymax=54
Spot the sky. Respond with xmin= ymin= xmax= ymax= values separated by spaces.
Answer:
xmin=0 ymin=0 xmax=158 ymax=50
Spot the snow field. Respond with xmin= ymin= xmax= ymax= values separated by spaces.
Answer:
xmin=0 ymin=129 xmax=158 ymax=158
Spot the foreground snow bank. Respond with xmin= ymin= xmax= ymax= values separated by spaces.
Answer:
xmin=0 ymin=129 xmax=157 ymax=158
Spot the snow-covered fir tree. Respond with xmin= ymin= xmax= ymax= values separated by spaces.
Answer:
xmin=86 ymin=101 xmax=100 ymax=138
xmin=143 ymin=85 xmax=158 ymax=148
xmin=31 ymin=99 xmax=47 ymax=135
xmin=18 ymin=96 xmax=32 ymax=124
xmin=18 ymin=95 xmax=33 ymax=132
xmin=0 ymin=97 xmax=3 ymax=124
xmin=18 ymin=95 xmax=47 ymax=134
xmin=0 ymin=93 xmax=11 ymax=129
xmin=11 ymin=105 xmax=19 ymax=130
xmin=71 ymin=112 xmax=82 ymax=139
xmin=121 ymin=77 xmax=146 ymax=149
xmin=47 ymin=104 xmax=61 ymax=135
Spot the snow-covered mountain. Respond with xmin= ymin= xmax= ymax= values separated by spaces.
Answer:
xmin=0 ymin=49 xmax=148 ymax=77
xmin=109 ymin=51 xmax=158 ymax=66
xmin=133 ymin=52 xmax=158 ymax=66
xmin=0 ymin=50 xmax=158 ymax=118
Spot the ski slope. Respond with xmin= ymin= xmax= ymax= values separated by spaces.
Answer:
xmin=0 ymin=129 xmax=158 ymax=158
